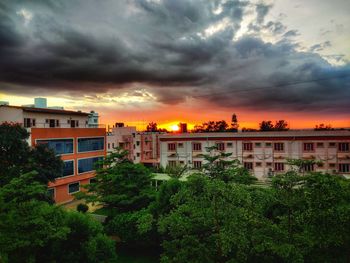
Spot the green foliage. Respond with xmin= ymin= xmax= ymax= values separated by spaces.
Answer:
xmin=151 ymin=179 xmax=184 ymax=217
xmin=0 ymin=172 xmax=117 ymax=262
xmin=0 ymin=122 xmax=63 ymax=186
xmin=77 ymin=203 xmax=89 ymax=213
xmin=106 ymin=209 xmax=157 ymax=248
xmin=79 ymin=148 xmax=157 ymax=248
xmin=159 ymin=168 xmax=350 ymax=262
xmin=159 ymin=175 xmax=279 ymax=263
xmin=82 ymin=149 xmax=155 ymax=212
xmin=0 ymin=122 xmax=31 ymax=186
xmin=0 ymin=172 xmax=69 ymax=262
xmin=165 ymin=164 xmax=187 ymax=179
xmin=50 ymin=212 xmax=117 ymax=263
xmin=201 ymin=146 xmax=257 ymax=184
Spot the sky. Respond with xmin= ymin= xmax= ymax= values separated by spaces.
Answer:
xmin=0 ymin=0 xmax=349 ymax=130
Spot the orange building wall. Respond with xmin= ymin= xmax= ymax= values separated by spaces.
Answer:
xmin=31 ymin=128 xmax=106 ymax=203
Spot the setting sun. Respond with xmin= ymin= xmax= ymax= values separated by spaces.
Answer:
xmin=170 ymin=124 xmax=179 ymax=131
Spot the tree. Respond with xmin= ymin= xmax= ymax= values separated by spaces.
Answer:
xmin=228 ymin=113 xmax=239 ymax=132
xmin=146 ymin=122 xmax=158 ymax=132
xmin=314 ymin=123 xmax=333 ymax=130
xmin=50 ymin=212 xmax=117 ymax=263
xmin=274 ymin=120 xmax=289 ymax=131
xmin=145 ymin=122 xmax=168 ymax=132
xmin=81 ymin=148 xmax=155 ymax=212
xmin=201 ymin=146 xmax=256 ymax=184
xmin=159 ymin=176 xmax=277 ymax=263
xmin=193 ymin=120 xmax=231 ymax=133
xmin=0 ymin=122 xmax=63 ymax=187
xmin=0 ymin=172 xmax=117 ymax=263
xmin=0 ymin=172 xmax=69 ymax=262
xmin=79 ymin=148 xmax=157 ymax=248
xmin=259 ymin=120 xmax=289 ymax=131
xmin=259 ymin=120 xmax=274 ymax=131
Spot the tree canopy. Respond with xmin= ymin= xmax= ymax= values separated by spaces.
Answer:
xmin=0 ymin=122 xmax=63 ymax=186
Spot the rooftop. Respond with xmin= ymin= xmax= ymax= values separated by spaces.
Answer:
xmin=0 ymin=105 xmax=90 ymax=116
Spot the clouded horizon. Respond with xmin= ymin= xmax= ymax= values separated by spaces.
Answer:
xmin=1 ymin=0 xmax=349 ymax=129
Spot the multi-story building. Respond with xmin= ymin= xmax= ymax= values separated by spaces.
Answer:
xmin=107 ymin=123 xmax=163 ymax=167
xmin=0 ymin=104 xmax=106 ymax=203
xmin=159 ymin=130 xmax=350 ymax=179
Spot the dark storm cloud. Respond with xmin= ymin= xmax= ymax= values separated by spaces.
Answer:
xmin=0 ymin=0 xmax=349 ymax=113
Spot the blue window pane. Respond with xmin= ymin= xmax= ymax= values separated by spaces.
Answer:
xmin=78 ymin=137 xmax=104 ymax=152
xmin=37 ymin=139 xmax=73 ymax=155
xmin=62 ymin=160 xmax=74 ymax=177
xmin=78 ymin=157 xmax=103 ymax=174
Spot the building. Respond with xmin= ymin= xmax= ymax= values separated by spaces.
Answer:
xmin=159 ymin=130 xmax=350 ymax=179
xmin=88 ymin=110 xmax=99 ymax=128
xmin=107 ymin=124 xmax=163 ymax=167
xmin=179 ymin=123 xmax=188 ymax=133
xmin=0 ymin=104 xmax=106 ymax=203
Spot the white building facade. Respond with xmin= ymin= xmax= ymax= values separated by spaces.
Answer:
xmin=159 ymin=131 xmax=350 ymax=180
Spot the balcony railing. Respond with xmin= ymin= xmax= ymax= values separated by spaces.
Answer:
xmin=19 ymin=122 xmax=106 ymax=128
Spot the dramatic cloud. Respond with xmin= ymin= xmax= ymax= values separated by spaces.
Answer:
xmin=0 ymin=0 xmax=349 ymax=114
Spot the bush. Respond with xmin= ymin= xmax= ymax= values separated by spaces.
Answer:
xmin=77 ymin=203 xmax=89 ymax=213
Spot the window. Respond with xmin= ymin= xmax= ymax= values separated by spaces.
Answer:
xmin=178 ymin=143 xmax=184 ymax=148
xmin=136 ymin=141 xmax=140 ymax=146
xmin=48 ymin=188 xmax=55 ymax=199
xmin=265 ymin=142 xmax=272 ymax=147
xmin=62 ymin=160 xmax=74 ymax=177
xmin=317 ymin=142 xmax=324 ymax=148
xmin=274 ymin=163 xmax=285 ymax=171
xmin=78 ymin=156 xmax=103 ymax=174
xmin=255 ymin=142 xmax=261 ymax=147
xmin=24 ymin=118 xmax=36 ymax=128
xmin=266 ymin=162 xmax=272 ymax=166
xmin=216 ymin=142 xmax=225 ymax=151
xmin=193 ymin=161 xmax=202 ymax=169
xmin=137 ymin=153 xmax=140 ymax=157
xmin=274 ymin=143 xmax=284 ymax=152
xmin=338 ymin=143 xmax=349 ymax=152
xmin=78 ymin=137 xmax=104 ymax=152
xmin=303 ymin=143 xmax=314 ymax=152
xmin=329 ymin=163 xmax=336 ymax=168
xmin=329 ymin=142 xmax=336 ymax=147
xmin=339 ymin=164 xmax=350 ymax=173
xmin=303 ymin=163 xmax=314 ymax=172
xmin=108 ymin=143 xmax=110 ymax=149
xmin=255 ymin=162 xmax=262 ymax=167
xmin=227 ymin=142 xmax=233 ymax=147
xmin=68 ymin=119 xmax=79 ymax=128
xmin=244 ymin=162 xmax=253 ymax=170
xmin=46 ymin=119 xmax=60 ymax=128
xmin=112 ymin=143 xmax=115 ymax=148
xmin=168 ymin=143 xmax=176 ymax=151
xmin=168 ymin=160 xmax=177 ymax=167
xmin=179 ymin=160 xmax=184 ymax=165
xmin=68 ymin=182 xmax=80 ymax=194
xmin=243 ymin=143 xmax=253 ymax=151
xmin=193 ymin=143 xmax=202 ymax=151
xmin=36 ymin=139 xmax=73 ymax=155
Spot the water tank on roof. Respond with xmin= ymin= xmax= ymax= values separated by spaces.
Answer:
xmin=34 ymin=98 xmax=47 ymax=108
